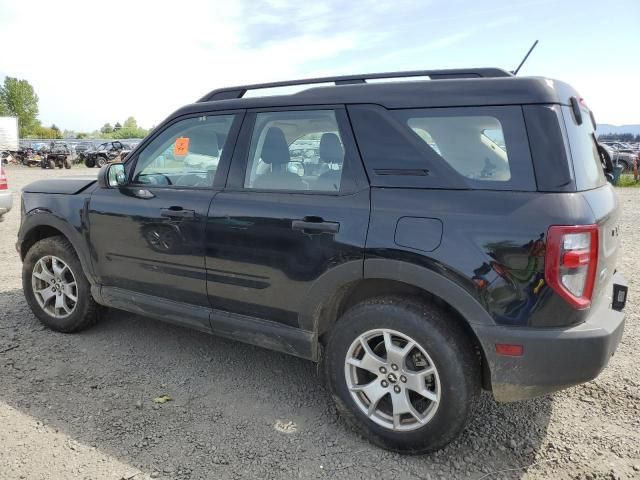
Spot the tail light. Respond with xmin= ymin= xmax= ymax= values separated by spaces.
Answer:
xmin=0 ymin=166 xmax=7 ymax=190
xmin=545 ymin=225 xmax=599 ymax=309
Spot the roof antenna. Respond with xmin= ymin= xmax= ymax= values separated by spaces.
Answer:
xmin=512 ymin=40 xmax=539 ymax=75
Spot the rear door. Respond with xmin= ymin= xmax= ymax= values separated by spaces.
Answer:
xmin=204 ymin=107 xmax=370 ymax=330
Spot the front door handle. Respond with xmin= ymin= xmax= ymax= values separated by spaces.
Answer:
xmin=292 ymin=218 xmax=340 ymax=234
xmin=160 ymin=207 xmax=195 ymax=219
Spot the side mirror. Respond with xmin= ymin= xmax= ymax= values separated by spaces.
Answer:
xmin=98 ymin=163 xmax=126 ymax=188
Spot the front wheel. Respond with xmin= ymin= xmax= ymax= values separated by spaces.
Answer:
xmin=324 ymin=296 xmax=480 ymax=453
xmin=23 ymin=236 xmax=100 ymax=333
xmin=64 ymin=157 xmax=72 ymax=169
xmin=84 ymin=157 xmax=95 ymax=168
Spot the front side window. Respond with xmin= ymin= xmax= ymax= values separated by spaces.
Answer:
xmin=244 ymin=110 xmax=345 ymax=192
xmin=132 ymin=114 xmax=235 ymax=188
xmin=407 ymin=115 xmax=511 ymax=181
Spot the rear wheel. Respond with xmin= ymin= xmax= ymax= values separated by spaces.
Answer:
xmin=23 ymin=236 xmax=100 ymax=333
xmin=324 ymin=296 xmax=480 ymax=453
xmin=96 ymin=156 xmax=107 ymax=168
xmin=64 ymin=157 xmax=72 ymax=169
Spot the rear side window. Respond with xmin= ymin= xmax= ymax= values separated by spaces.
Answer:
xmin=561 ymin=106 xmax=606 ymax=191
xmin=244 ymin=110 xmax=345 ymax=192
xmin=348 ymin=104 xmax=535 ymax=190
xmin=407 ymin=115 xmax=511 ymax=182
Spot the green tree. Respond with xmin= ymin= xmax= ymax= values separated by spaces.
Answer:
xmin=0 ymin=76 xmax=40 ymax=136
xmin=26 ymin=125 xmax=62 ymax=139
xmin=123 ymin=116 xmax=137 ymax=129
xmin=114 ymin=122 xmax=122 ymax=131
xmin=112 ymin=116 xmax=148 ymax=139
xmin=100 ymin=123 xmax=114 ymax=134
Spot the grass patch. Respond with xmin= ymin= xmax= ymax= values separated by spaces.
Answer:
xmin=616 ymin=174 xmax=640 ymax=187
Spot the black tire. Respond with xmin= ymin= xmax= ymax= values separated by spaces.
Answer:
xmin=22 ymin=236 xmax=100 ymax=333
xmin=64 ymin=157 xmax=72 ymax=169
xmin=84 ymin=157 xmax=95 ymax=168
xmin=96 ymin=156 xmax=107 ymax=168
xmin=324 ymin=296 xmax=480 ymax=453
xmin=48 ymin=159 xmax=56 ymax=169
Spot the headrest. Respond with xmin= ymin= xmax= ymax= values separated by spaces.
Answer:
xmin=261 ymin=127 xmax=290 ymax=165
xmin=319 ymin=133 xmax=344 ymax=164
xmin=189 ymin=131 xmax=219 ymax=157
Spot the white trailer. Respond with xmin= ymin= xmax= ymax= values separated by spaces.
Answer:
xmin=0 ymin=116 xmax=19 ymax=151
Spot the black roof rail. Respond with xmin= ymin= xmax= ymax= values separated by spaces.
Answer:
xmin=198 ymin=68 xmax=512 ymax=102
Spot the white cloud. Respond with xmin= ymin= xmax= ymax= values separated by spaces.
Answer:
xmin=1 ymin=0 xmax=637 ymax=130
xmin=0 ymin=0 xmax=360 ymax=131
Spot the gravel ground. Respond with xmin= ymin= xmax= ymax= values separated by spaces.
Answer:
xmin=0 ymin=165 xmax=638 ymax=480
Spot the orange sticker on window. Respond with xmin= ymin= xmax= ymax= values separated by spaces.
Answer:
xmin=174 ymin=137 xmax=189 ymax=157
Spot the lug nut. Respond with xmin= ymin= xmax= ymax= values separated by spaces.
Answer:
xmin=391 ymin=364 xmax=398 ymax=371
xmin=379 ymin=367 xmax=387 ymax=374
xmin=394 ymin=385 xmax=401 ymax=393
xmin=400 ymin=375 xmax=407 ymax=383
xmin=381 ymin=380 xmax=389 ymax=388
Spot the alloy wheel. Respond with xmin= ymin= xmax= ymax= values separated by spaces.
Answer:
xmin=31 ymin=255 xmax=78 ymax=318
xmin=344 ymin=328 xmax=441 ymax=431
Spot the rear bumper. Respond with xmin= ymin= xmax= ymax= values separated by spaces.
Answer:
xmin=0 ymin=190 xmax=12 ymax=217
xmin=475 ymin=272 xmax=627 ymax=402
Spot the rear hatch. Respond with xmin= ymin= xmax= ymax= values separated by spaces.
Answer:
xmin=561 ymin=103 xmax=622 ymax=308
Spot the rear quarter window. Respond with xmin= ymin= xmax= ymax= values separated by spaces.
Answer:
xmin=561 ymin=106 xmax=606 ymax=191
xmin=407 ymin=115 xmax=512 ymax=182
xmin=348 ymin=105 xmax=535 ymax=190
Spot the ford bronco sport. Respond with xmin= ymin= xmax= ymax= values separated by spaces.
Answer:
xmin=17 ymin=68 xmax=627 ymax=453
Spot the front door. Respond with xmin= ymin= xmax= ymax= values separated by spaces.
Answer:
xmin=205 ymin=108 xmax=370 ymax=329
xmin=88 ymin=112 xmax=243 ymax=311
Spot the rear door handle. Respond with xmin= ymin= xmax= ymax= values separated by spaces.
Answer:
xmin=160 ymin=207 xmax=195 ymax=219
xmin=291 ymin=218 xmax=340 ymax=234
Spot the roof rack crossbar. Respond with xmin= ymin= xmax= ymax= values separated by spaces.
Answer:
xmin=198 ymin=68 xmax=512 ymax=102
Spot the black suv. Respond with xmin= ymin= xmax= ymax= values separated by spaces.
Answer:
xmin=17 ymin=68 xmax=627 ymax=453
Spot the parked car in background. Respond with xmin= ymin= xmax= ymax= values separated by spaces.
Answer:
xmin=74 ymin=141 xmax=95 ymax=155
xmin=601 ymin=141 xmax=636 ymax=153
xmin=601 ymin=144 xmax=638 ymax=172
xmin=83 ymin=141 xmax=130 ymax=168
xmin=0 ymin=162 xmax=12 ymax=221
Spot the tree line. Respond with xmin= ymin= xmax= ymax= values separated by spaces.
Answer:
xmin=0 ymin=75 xmax=149 ymax=140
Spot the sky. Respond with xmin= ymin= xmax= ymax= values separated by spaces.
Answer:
xmin=0 ymin=0 xmax=639 ymax=131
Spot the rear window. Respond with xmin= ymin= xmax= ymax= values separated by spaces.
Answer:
xmin=561 ymin=106 xmax=606 ymax=190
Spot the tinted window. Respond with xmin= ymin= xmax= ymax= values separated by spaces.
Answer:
xmin=561 ymin=106 xmax=606 ymax=191
xmin=132 ymin=115 xmax=235 ymax=188
xmin=244 ymin=110 xmax=344 ymax=192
